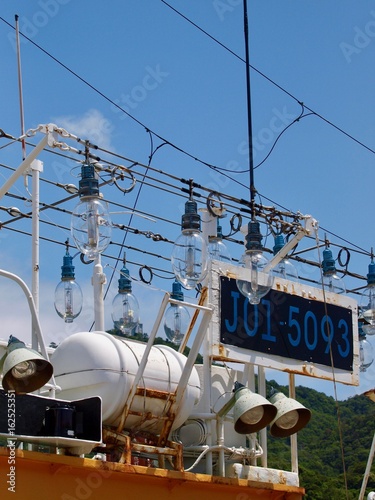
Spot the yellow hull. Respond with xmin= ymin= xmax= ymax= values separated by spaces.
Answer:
xmin=0 ymin=448 xmax=304 ymax=499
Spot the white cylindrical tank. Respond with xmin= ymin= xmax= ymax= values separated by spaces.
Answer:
xmin=51 ymin=331 xmax=201 ymax=434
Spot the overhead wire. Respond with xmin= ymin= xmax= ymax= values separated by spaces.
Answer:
xmin=1 ymin=121 xmax=372 ymax=264
xmin=159 ymin=0 xmax=375 ymax=157
xmin=100 ymin=130 xmax=173 ymax=325
xmin=1 ymin=13 xmax=373 ymax=182
xmin=0 ymin=217 xmax=174 ymax=279
xmin=0 ymin=12 xmax=372 ymax=289
xmin=0 ymin=139 xmax=371 ymax=288
xmin=3 ymin=126 xmax=371 ymax=271
xmin=0 ymin=166 xmax=367 ymax=295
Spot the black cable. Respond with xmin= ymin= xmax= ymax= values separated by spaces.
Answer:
xmin=0 ymin=16 xmax=216 ymax=171
xmin=94 ymin=129 xmax=168 ymax=334
xmin=254 ymin=111 xmax=314 ymax=171
xmin=1 ymin=12 xmax=373 ymax=186
xmin=159 ymin=1 xmax=375 ymax=157
xmin=2 ymin=143 xmax=371 ymax=262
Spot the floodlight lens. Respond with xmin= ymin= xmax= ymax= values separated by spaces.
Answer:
xmin=240 ymin=406 xmax=264 ymax=425
xmin=12 ymin=360 xmax=37 ymax=379
xmin=276 ymin=409 xmax=299 ymax=429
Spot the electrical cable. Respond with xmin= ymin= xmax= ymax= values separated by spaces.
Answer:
xmin=0 ymin=148 xmax=370 ymax=287
xmin=315 ymin=233 xmax=349 ymax=498
xmin=160 ymin=1 xmax=375 ymax=157
xmin=0 ymin=134 xmax=371 ymax=294
xmin=1 ymin=12 xmax=373 ymax=183
xmin=101 ymin=130 xmax=160 ymax=309
xmin=254 ymin=111 xmax=315 ymax=171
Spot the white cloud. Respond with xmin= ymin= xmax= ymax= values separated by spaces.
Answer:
xmin=54 ymin=109 xmax=114 ymax=150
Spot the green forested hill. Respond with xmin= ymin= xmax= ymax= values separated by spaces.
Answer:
xmin=266 ymin=380 xmax=375 ymax=500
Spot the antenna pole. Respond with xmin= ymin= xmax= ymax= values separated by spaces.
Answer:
xmin=15 ymin=15 xmax=26 ymax=160
xmin=243 ymin=0 xmax=255 ymax=220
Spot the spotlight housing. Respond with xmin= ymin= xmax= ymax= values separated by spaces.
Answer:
xmin=1 ymin=335 xmax=53 ymax=393
xmin=217 ymin=382 xmax=277 ymax=434
xmin=233 ymin=386 xmax=277 ymax=434
xmin=269 ymin=392 xmax=311 ymax=438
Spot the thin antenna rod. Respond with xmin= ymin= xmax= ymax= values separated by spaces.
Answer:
xmin=15 ymin=14 xmax=26 ymax=160
xmin=243 ymin=0 xmax=255 ymax=220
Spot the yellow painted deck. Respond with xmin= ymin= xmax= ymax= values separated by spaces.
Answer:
xmin=0 ymin=448 xmax=304 ymax=499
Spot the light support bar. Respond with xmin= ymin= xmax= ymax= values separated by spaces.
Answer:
xmin=0 ymin=269 xmax=57 ymax=393
xmin=0 ymin=123 xmax=58 ymax=201
xmin=264 ymin=215 xmax=319 ymax=274
xmin=31 ymin=159 xmax=43 ymax=350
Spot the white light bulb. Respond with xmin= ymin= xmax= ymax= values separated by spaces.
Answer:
xmin=172 ymin=197 xmax=208 ymax=289
xmin=164 ymin=303 xmax=190 ymax=345
xmin=322 ymin=273 xmax=346 ymax=294
xmin=240 ymin=406 xmax=264 ymax=425
xmin=361 ymin=285 xmax=375 ymax=334
xmin=71 ymin=196 xmax=111 ymax=259
xmin=237 ymin=250 xmax=274 ymax=305
xmin=112 ymin=292 xmax=140 ymax=335
xmin=236 ymin=221 xmax=274 ymax=304
xmin=359 ymin=335 xmax=374 ymax=372
xmin=272 ymin=258 xmax=299 ymax=281
xmin=361 ymin=286 xmax=375 ymax=325
xmin=272 ymin=235 xmax=299 ymax=282
xmin=54 ymin=279 xmax=83 ymax=323
xmin=12 ymin=360 xmax=37 ymax=379
xmin=362 ymin=323 xmax=375 ymax=336
xmin=321 ymin=247 xmax=346 ymax=294
xmin=208 ymin=236 xmax=231 ymax=263
xmin=171 ymin=230 xmax=207 ymax=289
xmin=276 ymin=410 xmax=299 ymax=430
xmin=361 ymin=259 xmax=375 ymax=332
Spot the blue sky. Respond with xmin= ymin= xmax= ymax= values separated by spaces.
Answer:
xmin=0 ymin=1 xmax=375 ymax=400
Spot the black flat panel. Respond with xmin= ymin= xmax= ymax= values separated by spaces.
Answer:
xmin=220 ymin=277 xmax=353 ymax=371
xmin=0 ymin=390 xmax=101 ymax=441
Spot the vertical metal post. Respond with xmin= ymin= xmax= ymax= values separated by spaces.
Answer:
xmin=258 ymin=366 xmax=268 ymax=467
xmin=31 ymin=160 xmax=43 ymax=350
xmin=289 ymin=373 xmax=299 ymax=473
xmin=93 ymin=255 xmax=106 ymax=331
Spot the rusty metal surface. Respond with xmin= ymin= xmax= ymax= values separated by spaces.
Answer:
xmin=102 ymin=428 xmax=183 ymax=471
xmin=134 ymin=387 xmax=176 ymax=401
xmin=0 ymin=448 xmax=305 ymax=499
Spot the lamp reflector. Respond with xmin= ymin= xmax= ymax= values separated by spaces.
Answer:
xmin=12 ymin=360 xmax=37 ymax=379
xmin=233 ymin=387 xmax=277 ymax=434
xmin=269 ymin=392 xmax=311 ymax=438
xmin=275 ymin=409 xmax=299 ymax=430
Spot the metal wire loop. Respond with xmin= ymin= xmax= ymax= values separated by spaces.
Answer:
xmin=80 ymin=253 xmax=93 ymax=265
xmin=112 ymin=166 xmax=136 ymax=194
xmin=139 ymin=265 xmax=153 ymax=284
xmin=206 ymin=191 xmax=226 ymax=218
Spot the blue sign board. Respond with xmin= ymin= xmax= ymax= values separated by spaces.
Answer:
xmin=220 ymin=277 xmax=353 ymax=371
